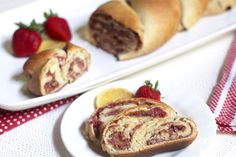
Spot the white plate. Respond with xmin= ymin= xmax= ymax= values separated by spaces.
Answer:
xmin=60 ymin=80 xmax=217 ymax=157
xmin=1 ymin=0 xmax=236 ymax=110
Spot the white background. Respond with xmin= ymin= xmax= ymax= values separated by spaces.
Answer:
xmin=0 ymin=0 xmax=236 ymax=156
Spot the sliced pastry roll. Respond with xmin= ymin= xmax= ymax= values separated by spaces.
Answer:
xmin=85 ymin=0 xmax=180 ymax=60
xmin=86 ymin=98 xmax=176 ymax=142
xmin=101 ymin=105 xmax=198 ymax=157
xmin=85 ymin=0 xmax=144 ymax=58
xmin=23 ymin=43 xmax=90 ymax=96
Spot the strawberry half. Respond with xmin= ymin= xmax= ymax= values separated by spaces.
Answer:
xmin=44 ymin=10 xmax=72 ymax=41
xmin=12 ymin=20 xmax=42 ymax=57
xmin=135 ymin=80 xmax=161 ymax=101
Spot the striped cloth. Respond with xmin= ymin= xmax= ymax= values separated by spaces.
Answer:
xmin=208 ymin=35 xmax=236 ymax=133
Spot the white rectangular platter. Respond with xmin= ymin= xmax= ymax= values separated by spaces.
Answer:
xmin=0 ymin=0 xmax=236 ymax=111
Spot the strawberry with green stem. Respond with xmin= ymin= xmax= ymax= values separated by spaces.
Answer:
xmin=44 ymin=10 xmax=72 ymax=41
xmin=12 ymin=20 xmax=43 ymax=57
xmin=135 ymin=80 xmax=161 ymax=101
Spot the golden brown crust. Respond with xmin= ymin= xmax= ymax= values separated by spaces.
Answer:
xmin=108 ymin=132 xmax=197 ymax=157
xmin=92 ymin=0 xmax=144 ymax=41
xmin=179 ymin=0 xmax=208 ymax=30
xmin=23 ymin=49 xmax=66 ymax=96
xmin=118 ymin=0 xmax=181 ymax=60
xmin=84 ymin=0 xmax=180 ymax=60
xmin=23 ymin=49 xmax=58 ymax=79
xmin=65 ymin=42 xmax=91 ymax=71
xmin=101 ymin=105 xmax=198 ymax=157
xmin=84 ymin=0 xmax=144 ymax=52
xmin=23 ymin=43 xmax=90 ymax=96
xmin=205 ymin=0 xmax=236 ymax=15
xmin=107 ymin=138 xmax=197 ymax=157
xmin=85 ymin=120 xmax=98 ymax=141
xmin=85 ymin=98 xmax=176 ymax=142
xmin=25 ymin=68 xmax=43 ymax=96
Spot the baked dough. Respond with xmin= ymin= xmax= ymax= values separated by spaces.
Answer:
xmin=206 ymin=0 xmax=236 ymax=15
xmin=85 ymin=0 xmax=181 ymax=60
xmin=101 ymin=104 xmax=197 ymax=156
xmin=23 ymin=43 xmax=90 ymax=96
xmin=119 ymin=0 xmax=181 ymax=60
xmin=179 ymin=0 xmax=208 ymax=30
xmin=85 ymin=0 xmax=144 ymax=57
xmin=85 ymin=98 xmax=176 ymax=142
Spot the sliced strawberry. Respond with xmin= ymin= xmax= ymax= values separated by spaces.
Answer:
xmin=12 ymin=20 xmax=42 ymax=57
xmin=44 ymin=10 xmax=72 ymax=41
xmin=135 ymin=80 xmax=161 ymax=101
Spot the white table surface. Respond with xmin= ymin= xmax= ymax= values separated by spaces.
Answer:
xmin=0 ymin=0 xmax=235 ymax=156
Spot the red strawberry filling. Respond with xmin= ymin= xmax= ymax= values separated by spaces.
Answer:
xmin=128 ymin=107 xmax=167 ymax=118
xmin=44 ymin=71 xmax=59 ymax=93
xmin=67 ymin=57 xmax=85 ymax=82
xmin=89 ymin=13 xmax=141 ymax=55
xmin=108 ymin=131 xmax=131 ymax=150
xmin=56 ymin=55 xmax=66 ymax=65
xmin=108 ymin=124 xmax=142 ymax=150
xmin=89 ymin=100 xmax=140 ymax=138
xmin=146 ymin=123 xmax=186 ymax=145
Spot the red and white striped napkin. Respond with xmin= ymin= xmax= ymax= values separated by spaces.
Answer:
xmin=208 ymin=35 xmax=236 ymax=133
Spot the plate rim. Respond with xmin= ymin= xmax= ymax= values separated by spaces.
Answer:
xmin=1 ymin=23 xmax=236 ymax=111
xmin=60 ymin=80 xmax=217 ymax=157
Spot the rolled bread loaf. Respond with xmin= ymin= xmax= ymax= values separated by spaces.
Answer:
xmin=101 ymin=104 xmax=198 ymax=157
xmin=119 ymin=0 xmax=181 ymax=60
xmin=23 ymin=43 xmax=90 ymax=96
xmin=85 ymin=0 xmax=181 ymax=60
xmin=85 ymin=98 xmax=175 ymax=142
xmin=85 ymin=0 xmax=234 ymax=60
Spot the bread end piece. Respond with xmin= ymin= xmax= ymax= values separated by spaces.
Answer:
xmin=85 ymin=0 xmax=144 ymax=57
xmin=23 ymin=43 xmax=90 ymax=96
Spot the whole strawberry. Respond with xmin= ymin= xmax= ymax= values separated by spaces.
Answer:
xmin=44 ymin=10 xmax=72 ymax=41
xmin=135 ymin=80 xmax=161 ymax=101
xmin=12 ymin=20 xmax=42 ymax=57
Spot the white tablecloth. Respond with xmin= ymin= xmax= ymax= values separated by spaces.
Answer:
xmin=0 ymin=0 xmax=235 ymax=156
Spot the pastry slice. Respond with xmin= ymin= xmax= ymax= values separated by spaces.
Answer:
xmin=23 ymin=43 xmax=90 ymax=96
xmin=86 ymin=98 xmax=176 ymax=142
xmin=61 ymin=43 xmax=90 ymax=83
xmin=85 ymin=0 xmax=144 ymax=57
xmin=205 ymin=0 xmax=236 ymax=15
xmin=101 ymin=105 xmax=198 ymax=157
